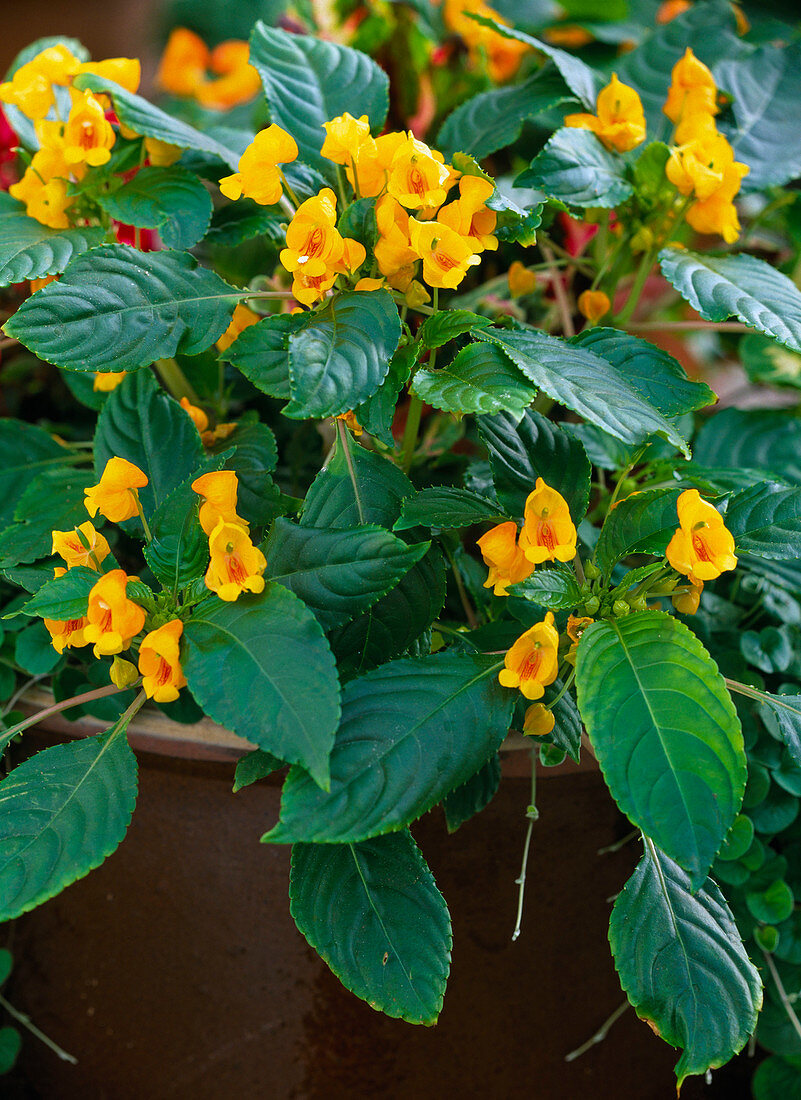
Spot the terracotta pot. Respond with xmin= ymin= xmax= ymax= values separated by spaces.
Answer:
xmin=2 ymin=712 xmax=755 ymax=1098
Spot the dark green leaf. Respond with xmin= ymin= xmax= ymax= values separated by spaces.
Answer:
xmin=337 ymin=197 xmax=378 ymax=252
xmin=264 ymin=517 xmax=429 ymax=631
xmin=442 ymin=754 xmax=501 ymax=833
xmin=694 ymin=409 xmax=801 ymax=484
xmin=725 ymin=483 xmax=801 ymax=560
xmin=4 ymin=245 xmax=239 ymax=372
xmin=213 ymin=417 xmax=279 ymax=525
xmin=143 ymin=464 xmax=216 ymax=591
xmin=290 ymin=830 xmax=451 ymax=1023
xmin=747 ymin=878 xmax=794 ymax=925
xmin=352 ymin=342 xmax=416 ymax=445
xmin=0 ymin=202 xmax=102 ymax=286
xmin=609 ymin=839 xmax=762 ymax=1088
xmin=222 ymin=312 xmax=303 ymax=400
xmin=394 ymin=488 xmax=507 ymax=531
xmin=757 ymin=693 xmax=801 ymax=770
xmin=576 ymin=612 xmax=745 ymax=888
xmin=0 ymin=420 xmax=65 ymax=529
xmin=510 ymin=567 xmax=584 ymax=610
xmin=412 ymin=341 xmax=536 ymax=417
xmin=0 ymin=466 xmax=94 ymax=568
xmin=0 ymin=1027 xmax=21 ymax=1074
xmin=232 ymin=749 xmax=284 ymax=792
xmin=183 ymin=587 xmax=341 ymax=788
xmin=95 ymin=166 xmax=213 ymax=251
xmin=0 ymin=729 xmax=138 ymax=920
xmin=265 ymin=652 xmax=513 ymax=843
xmin=416 ymin=310 xmax=491 ymax=351
xmin=206 ymin=200 xmax=287 ymax=247
xmin=549 ymin=686 xmax=582 ymax=762
xmin=594 ymin=487 xmax=682 ymax=575
xmin=753 ymin=1056 xmax=801 ymax=1099
xmin=18 ymin=565 xmax=97 ymax=620
xmin=14 ymin=621 xmax=62 ymax=675
xmin=516 ymin=128 xmax=633 ymax=208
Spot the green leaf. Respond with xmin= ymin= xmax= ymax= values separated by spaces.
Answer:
xmin=329 ymin=544 xmax=446 ymax=676
xmin=724 ymin=483 xmax=801 ymax=560
xmin=694 ymin=409 xmax=801 ymax=484
xmin=477 ymin=408 xmax=591 ymax=522
xmin=249 ymin=22 xmax=389 ymax=178
xmin=0 ymin=1027 xmax=21 ymax=1074
xmin=286 ymin=290 xmax=401 ymax=419
xmin=716 ymin=814 xmax=754 ymax=861
xmin=17 ymin=565 xmax=97 ymax=620
xmin=0 ymin=728 xmax=138 ymax=920
xmin=477 ymin=327 xmax=689 ymax=456
xmin=753 ymin=1056 xmax=801 ymax=1099
xmin=748 ymin=878 xmax=794 ymax=925
xmin=571 ymin=328 xmax=715 ymax=417
xmin=576 ymin=612 xmax=745 ymax=888
xmin=740 ymin=334 xmax=801 ymax=392
xmin=5 ymin=246 xmax=239 ymax=372
xmin=14 ymin=621 xmax=61 ymax=675
xmin=94 ymin=370 xmax=204 ymax=522
xmin=0 ymin=949 xmax=12 ymax=986
xmin=412 ymin=341 xmax=536 ymax=417
xmin=416 ymin=310 xmax=491 ymax=351
xmin=353 ymin=342 xmax=416 ymax=445
xmin=183 ymin=587 xmax=341 ymax=789
xmin=594 ymin=487 xmax=682 ymax=575
xmin=0 ymin=419 xmax=65 ymax=529
xmin=95 ymin=167 xmax=213 ymax=251
xmin=0 ymin=466 xmax=94 ymax=568
xmin=437 ymin=67 xmax=570 ymax=160
xmin=232 ymin=749 xmax=284 ymax=792
xmin=290 ymin=830 xmax=451 ymax=1023
xmin=394 ymin=488 xmax=507 ymax=531
xmin=143 ymin=466 xmax=215 ymax=591
xmin=206 ymin=200 xmax=287 ymax=247
xmin=609 ymin=839 xmax=762 ymax=1088
xmin=264 ymin=517 xmax=429 ymax=631
xmin=509 ymin=567 xmax=584 ymax=610
xmin=516 ymin=128 xmax=633 ymax=209
xmin=337 ymin=197 xmax=378 ymax=252
xmin=659 ymin=249 xmax=801 ymax=355
xmin=549 ymin=685 xmax=582 ymax=763
xmin=442 ymin=754 xmax=501 ymax=833
xmin=756 ymin=692 xmax=801 ymax=770
xmin=265 ymin=652 xmax=513 ymax=843
xmin=72 ymin=73 xmax=240 ymax=169
xmin=0 ymin=201 xmax=102 ymax=286
xmin=716 ymin=43 xmax=801 ymax=192
xmin=301 ymin=430 xmax=413 ymax=529
xmin=222 ymin=312 xmax=303 ymax=400
xmin=212 ymin=417 xmax=279 ymax=525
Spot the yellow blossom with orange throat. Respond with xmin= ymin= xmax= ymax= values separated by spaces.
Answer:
xmin=280 ymin=189 xmax=343 ymax=278
xmin=519 ymin=479 xmax=577 ymax=565
xmin=83 ymin=569 xmax=147 ymax=657
xmin=84 ymin=457 xmax=148 ymax=523
xmin=52 ymin=522 xmax=110 ymax=571
xmin=436 ymin=176 xmax=498 ymax=253
xmin=346 ymin=131 xmax=406 ymax=198
xmin=477 ymin=521 xmax=534 ymax=596
xmin=58 ymin=90 xmax=116 ymax=167
xmin=219 ymin=124 xmax=298 ymax=206
xmin=408 ymin=219 xmax=480 ymax=290
xmin=321 ymin=113 xmax=372 ymax=167
xmin=138 ymin=620 xmax=188 ymax=703
xmin=204 ymin=519 xmax=266 ymax=601
xmin=663 ymin=48 xmax=718 ymax=123
xmin=44 ymin=614 xmax=90 ymax=655
xmin=499 ymin=613 xmax=560 ymax=700
xmin=665 ymin=489 xmax=737 ymax=586
xmin=523 ymin=703 xmax=555 ymax=737
xmin=192 ymin=470 xmax=247 ymax=535
xmin=565 ymin=73 xmax=646 ymax=153
xmin=387 ymin=134 xmax=452 ymax=211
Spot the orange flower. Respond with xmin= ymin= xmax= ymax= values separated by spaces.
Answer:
xmin=508 ymin=261 xmax=537 ymax=298
xmin=543 ymin=26 xmax=593 ymax=47
xmin=194 ymin=41 xmax=261 ymax=109
xmin=180 ymin=397 xmax=209 ymax=434
xmin=218 ymin=124 xmax=298 ymax=206
xmin=565 ymin=613 xmax=593 ymax=665
xmin=346 ymin=131 xmax=406 ymax=198
xmin=44 ymin=615 xmax=90 ymax=654
xmin=93 ymin=371 xmax=127 ymax=392
xmin=387 ymin=134 xmax=451 ymax=211
xmin=336 ymin=411 xmax=363 ymax=436
xmin=665 ymin=489 xmax=738 ymax=585
xmin=138 ymin=619 xmax=187 ymax=703
xmin=663 ymin=48 xmax=718 ymax=124
xmin=9 ymin=147 xmax=74 ymax=229
xmin=565 ymin=73 xmax=646 ymax=153
xmin=656 ymin=0 xmax=691 ymax=22
xmin=443 ymin=0 xmax=528 ymax=82
xmin=499 ymin=613 xmax=560 ymax=700
xmin=84 ymin=569 xmax=146 ymax=657
xmin=61 ymin=90 xmax=116 ymax=167
xmin=522 ymin=702 xmax=555 ymax=736
xmin=321 ymin=112 xmax=372 ymax=167
xmin=374 ymin=195 xmax=418 ymax=286
xmin=29 ymin=274 xmax=58 ymax=294
xmin=477 ymin=521 xmax=534 ymax=596
xmin=144 ymin=137 xmax=183 ymax=167
xmin=577 ymin=290 xmax=610 ymax=323
xmin=204 ymin=519 xmax=266 ymax=601
xmin=52 ymin=521 xmax=110 ymax=571
xmin=436 ymin=175 xmax=498 ymax=253
xmin=217 ymin=303 xmax=260 ymax=352
xmin=85 ymin=457 xmax=148 ymax=523
xmin=77 ymin=57 xmax=141 ymax=94
xmin=519 ymin=479 xmax=577 ymax=565
xmin=280 ymin=188 xmax=343 ymax=278
xmin=157 ymin=28 xmax=209 ymax=98
xmin=408 ymin=219 xmax=480 ymax=290
xmin=672 ymin=578 xmax=703 ymax=615
xmin=191 ymin=470 xmax=246 ymax=535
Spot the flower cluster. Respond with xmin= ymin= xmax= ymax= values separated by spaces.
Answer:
xmin=220 ymin=113 xmax=498 ymax=307
xmin=191 ymin=472 xmax=266 ymax=601
xmin=157 ymin=28 xmax=261 ymax=110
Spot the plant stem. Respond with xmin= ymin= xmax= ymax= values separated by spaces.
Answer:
xmin=614 ymin=247 xmax=657 ymax=325
xmin=443 ymin=546 xmax=478 ymax=629
xmin=135 ymin=496 xmax=152 ymax=543
xmin=564 ymin=1000 xmax=629 ymax=1062
xmin=546 ymin=668 xmax=576 ymax=711
xmin=627 ymin=320 xmax=751 ymax=333
xmin=153 ymin=358 xmax=201 ymax=406
xmin=512 ymin=750 xmax=538 ymax=941
xmin=541 ymin=244 xmax=575 ymax=337
xmin=336 ymin=418 xmax=365 ymax=524
xmin=762 ymin=949 xmax=801 ymax=1044
xmin=0 ymin=683 xmax=133 ymax=749
xmin=0 ymin=992 xmax=78 ymax=1064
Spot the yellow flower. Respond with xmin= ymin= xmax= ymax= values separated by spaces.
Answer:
xmin=508 ymin=261 xmax=537 ymax=298
xmin=52 ymin=521 xmax=110 ymax=571
xmin=84 ymin=457 xmax=148 ymax=523
xmin=354 ymin=277 xmax=386 ymax=292
xmin=291 ymin=269 xmax=339 ymax=308
xmin=672 ymin=578 xmax=703 ymax=615
xmin=565 ymin=613 xmax=593 ymax=665
xmin=216 ymin=303 xmax=260 ymax=352
xmin=476 ymin=521 xmax=534 ymax=596
xmin=408 ymin=218 xmax=480 ymax=290
xmin=656 ymin=0 xmax=692 ymax=22
xmin=387 ymin=134 xmax=451 ymax=211
xmin=665 ymin=489 xmax=738 ymax=585
xmin=60 ymin=90 xmax=116 ymax=167
xmin=565 ymin=73 xmax=646 ymax=153
xmin=374 ymin=195 xmax=418 ymax=285
xmin=666 ymin=130 xmax=742 ymax=201
xmin=519 ymin=479 xmax=577 ymax=565
xmin=9 ymin=148 xmax=74 ymax=229
xmin=522 ymin=702 xmax=555 ymax=737
xmin=499 ymin=613 xmax=560 ymax=700
xmin=157 ymin=28 xmax=209 ymax=98
xmin=321 ymin=113 xmax=372 ymax=167
xmin=93 ymin=371 xmax=127 ymax=392
xmin=0 ymin=44 xmax=81 ymax=119
xmin=577 ymin=290 xmax=611 ymax=323
xmin=110 ymin=656 xmax=140 ymax=689
xmin=346 ymin=131 xmax=406 ymax=198
xmin=44 ymin=615 xmax=90 ymax=655
xmin=336 ymin=411 xmax=363 ymax=436
xmin=191 ymin=470 xmax=246 ymax=535
xmin=83 ymin=569 xmax=147 ymax=657
xmin=138 ymin=619 xmax=188 ymax=703
xmin=280 ymin=188 xmax=343 ymax=277
xmin=218 ymin=124 xmax=299 ymax=206
xmin=204 ymin=519 xmax=266 ymax=601
xmin=686 ymin=168 xmax=749 ymax=244
xmin=180 ymin=397 xmax=209 ymax=434
xmin=77 ymin=57 xmax=141 ymax=94
xmin=144 ymin=137 xmax=183 ymax=167
xmin=194 ymin=41 xmax=261 ymax=110
xmin=663 ymin=48 xmax=718 ymax=123
xmin=436 ymin=175 xmax=498 ymax=253
xmin=443 ymin=0 xmax=528 ymax=82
